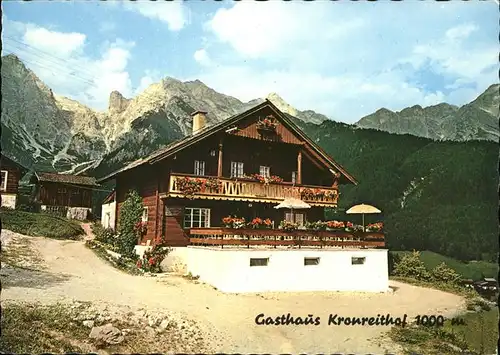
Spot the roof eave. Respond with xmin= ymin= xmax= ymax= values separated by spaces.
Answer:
xmin=270 ymin=105 xmax=358 ymax=185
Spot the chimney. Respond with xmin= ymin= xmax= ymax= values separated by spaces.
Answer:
xmin=191 ymin=110 xmax=207 ymax=134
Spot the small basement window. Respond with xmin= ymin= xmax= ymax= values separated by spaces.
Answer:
xmin=351 ymin=257 xmax=366 ymax=265
xmin=304 ymin=257 xmax=320 ymax=266
xmin=250 ymin=258 xmax=269 ymax=267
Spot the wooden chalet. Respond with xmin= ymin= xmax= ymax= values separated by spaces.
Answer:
xmin=99 ymin=100 xmax=385 ymax=249
xmin=0 ymin=153 xmax=29 ymax=209
xmin=30 ymin=172 xmax=99 ymax=213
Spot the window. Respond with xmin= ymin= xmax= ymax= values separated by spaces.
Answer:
xmin=291 ymin=171 xmax=297 ymax=184
xmin=250 ymin=258 xmax=269 ymax=267
xmin=351 ymin=257 xmax=366 ymax=265
xmin=0 ymin=170 xmax=7 ymax=191
xmin=230 ymin=161 xmax=244 ymax=178
xmin=72 ymin=189 xmax=80 ymax=195
xmin=285 ymin=212 xmax=304 ymax=226
xmin=259 ymin=166 xmax=270 ymax=178
xmin=304 ymin=257 xmax=320 ymax=266
xmin=194 ymin=160 xmax=205 ymax=176
xmin=184 ymin=208 xmax=211 ymax=228
xmin=295 ymin=213 xmax=304 ymax=227
xmin=142 ymin=207 xmax=149 ymax=222
xmin=57 ymin=188 xmax=67 ymax=194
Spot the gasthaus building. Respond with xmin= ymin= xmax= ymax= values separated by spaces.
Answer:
xmin=98 ymin=100 xmax=389 ymax=293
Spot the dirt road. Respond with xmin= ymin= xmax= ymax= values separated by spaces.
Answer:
xmin=1 ymin=230 xmax=466 ymax=354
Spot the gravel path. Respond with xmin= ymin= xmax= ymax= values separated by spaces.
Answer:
xmin=1 ymin=230 xmax=466 ymax=354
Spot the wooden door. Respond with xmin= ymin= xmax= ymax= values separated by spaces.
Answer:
xmin=164 ymin=205 xmax=189 ymax=246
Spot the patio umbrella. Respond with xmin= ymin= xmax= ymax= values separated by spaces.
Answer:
xmin=274 ymin=198 xmax=311 ymax=225
xmin=345 ymin=203 xmax=382 ymax=231
xmin=274 ymin=198 xmax=311 ymax=210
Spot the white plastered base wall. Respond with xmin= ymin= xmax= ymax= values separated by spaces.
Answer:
xmin=150 ymin=246 xmax=390 ymax=293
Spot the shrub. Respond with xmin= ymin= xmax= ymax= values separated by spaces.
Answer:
xmin=15 ymin=201 xmax=41 ymax=213
xmin=466 ymin=297 xmax=492 ymax=311
xmin=1 ymin=208 xmax=83 ymax=240
xmin=116 ymin=190 xmax=144 ymax=258
xmin=393 ymin=250 xmax=432 ymax=281
xmin=430 ymin=262 xmax=462 ymax=285
xmin=136 ymin=237 xmax=172 ymax=273
xmin=91 ymin=222 xmax=117 ymax=245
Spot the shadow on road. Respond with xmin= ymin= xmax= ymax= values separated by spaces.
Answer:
xmin=0 ymin=265 xmax=72 ymax=289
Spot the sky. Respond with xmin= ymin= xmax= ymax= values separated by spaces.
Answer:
xmin=2 ymin=0 xmax=498 ymax=123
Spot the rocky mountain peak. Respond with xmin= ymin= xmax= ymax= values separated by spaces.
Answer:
xmin=266 ymin=92 xmax=298 ymax=117
xmin=108 ymin=91 xmax=130 ymax=115
xmin=375 ymin=108 xmax=395 ymax=115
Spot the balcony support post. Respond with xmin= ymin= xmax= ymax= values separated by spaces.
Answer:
xmin=297 ymin=150 xmax=302 ymax=184
xmin=217 ymin=140 xmax=223 ymax=177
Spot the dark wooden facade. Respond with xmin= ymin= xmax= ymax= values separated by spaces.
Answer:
xmin=107 ymin=101 xmax=358 ymax=247
xmin=31 ymin=172 xmax=99 ymax=209
xmin=0 ymin=154 xmax=26 ymax=195
xmin=0 ymin=154 xmax=28 ymax=208
xmin=36 ymin=182 xmax=93 ymax=208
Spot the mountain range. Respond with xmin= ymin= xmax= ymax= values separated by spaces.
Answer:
xmin=356 ymin=84 xmax=499 ymax=142
xmin=1 ymin=54 xmax=498 ymax=263
xmin=1 ymin=53 xmax=498 ymax=178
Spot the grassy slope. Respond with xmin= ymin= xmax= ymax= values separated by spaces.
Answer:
xmin=0 ymin=208 xmax=84 ymax=239
xmin=389 ymin=308 xmax=499 ymax=355
xmin=392 ymin=251 xmax=498 ymax=280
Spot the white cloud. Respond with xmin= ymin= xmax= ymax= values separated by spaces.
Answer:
xmin=445 ymin=23 xmax=478 ymax=41
xmin=194 ymin=2 xmax=497 ymax=122
xmin=193 ymin=49 xmax=212 ymax=67
xmin=207 ymin=2 xmax=364 ymax=59
xmin=23 ymin=26 xmax=86 ymax=58
xmin=3 ymin=19 xmax=136 ymax=111
xmin=123 ymin=1 xmax=190 ymax=31
xmin=191 ymin=65 xmax=447 ymax=122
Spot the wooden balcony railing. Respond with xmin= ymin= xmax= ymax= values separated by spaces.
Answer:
xmin=167 ymin=173 xmax=339 ymax=206
xmin=189 ymin=227 xmax=385 ymax=249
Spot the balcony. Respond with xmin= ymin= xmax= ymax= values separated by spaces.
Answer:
xmin=166 ymin=173 xmax=339 ymax=206
xmin=189 ymin=227 xmax=385 ymax=249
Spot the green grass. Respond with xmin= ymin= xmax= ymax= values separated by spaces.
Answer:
xmin=453 ymin=308 xmax=499 ymax=354
xmin=0 ymin=208 xmax=84 ymax=240
xmin=389 ymin=308 xmax=499 ymax=354
xmin=391 ymin=250 xmax=498 ymax=280
xmin=0 ymin=302 xmax=89 ymax=353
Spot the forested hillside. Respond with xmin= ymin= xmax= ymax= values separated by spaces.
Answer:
xmin=298 ymin=119 xmax=498 ymax=263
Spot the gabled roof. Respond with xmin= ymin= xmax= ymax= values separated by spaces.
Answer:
xmin=98 ymin=100 xmax=357 ymax=185
xmin=32 ymin=171 xmax=100 ymax=187
xmin=0 ymin=152 xmax=29 ymax=175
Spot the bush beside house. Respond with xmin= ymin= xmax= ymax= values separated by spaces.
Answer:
xmin=86 ymin=190 xmax=171 ymax=274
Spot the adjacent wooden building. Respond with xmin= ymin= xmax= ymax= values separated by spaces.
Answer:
xmin=30 ymin=172 xmax=99 ymax=215
xmin=0 ymin=153 xmax=29 ymax=209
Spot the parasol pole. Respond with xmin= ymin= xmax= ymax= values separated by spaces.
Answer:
xmin=362 ymin=213 xmax=365 ymax=231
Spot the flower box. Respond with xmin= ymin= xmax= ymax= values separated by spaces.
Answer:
xmin=256 ymin=115 xmax=278 ymax=132
xmin=366 ymin=222 xmax=384 ymax=232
